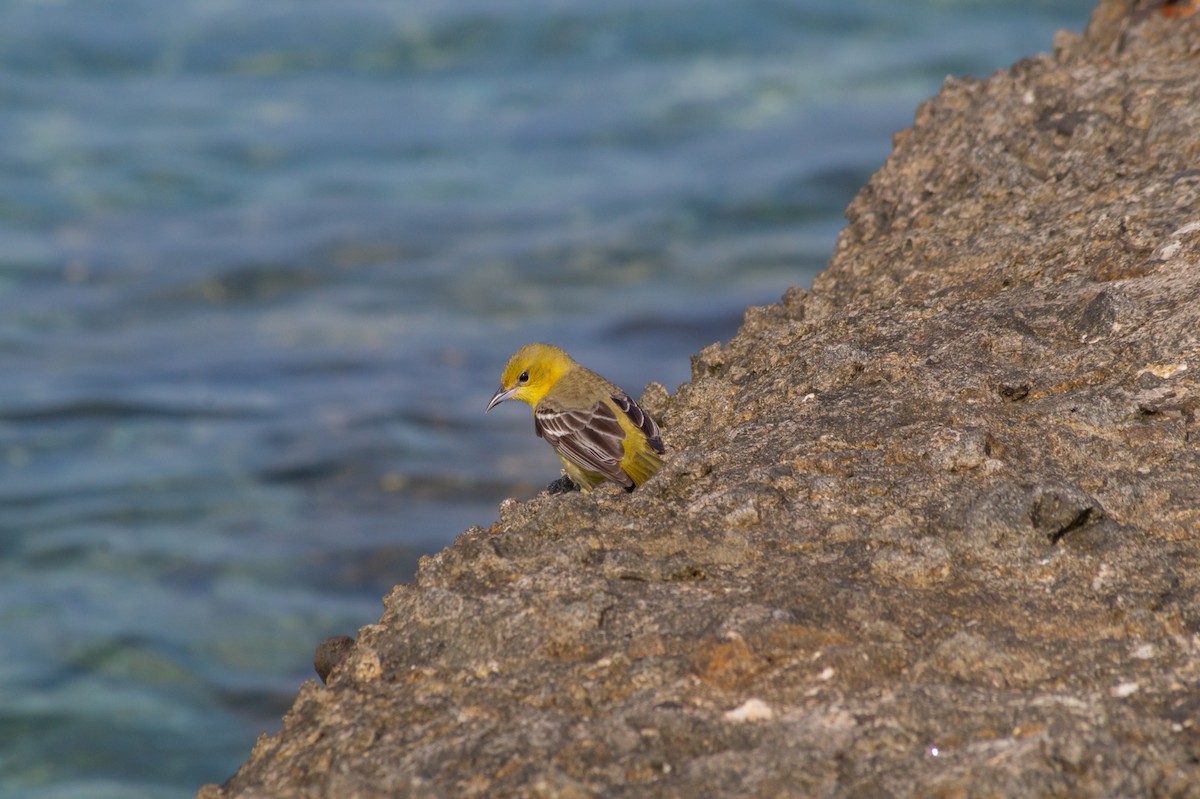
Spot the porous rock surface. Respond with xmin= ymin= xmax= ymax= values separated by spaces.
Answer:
xmin=203 ymin=3 xmax=1200 ymax=797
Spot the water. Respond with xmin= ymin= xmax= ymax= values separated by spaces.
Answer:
xmin=0 ymin=1 xmax=1095 ymax=796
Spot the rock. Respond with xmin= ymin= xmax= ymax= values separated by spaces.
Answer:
xmin=201 ymin=4 xmax=1200 ymax=797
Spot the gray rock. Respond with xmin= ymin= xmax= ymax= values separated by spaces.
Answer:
xmin=200 ymin=4 xmax=1200 ymax=797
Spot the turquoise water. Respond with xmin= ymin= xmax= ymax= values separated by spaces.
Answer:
xmin=0 ymin=1 xmax=1094 ymax=796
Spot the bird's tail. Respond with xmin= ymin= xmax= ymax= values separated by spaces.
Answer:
xmin=624 ymin=447 xmax=664 ymax=488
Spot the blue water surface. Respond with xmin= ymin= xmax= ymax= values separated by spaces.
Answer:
xmin=0 ymin=1 xmax=1095 ymax=796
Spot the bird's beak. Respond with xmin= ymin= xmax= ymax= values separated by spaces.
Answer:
xmin=486 ymin=386 xmax=518 ymax=412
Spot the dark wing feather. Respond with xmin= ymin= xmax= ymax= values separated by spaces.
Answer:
xmin=612 ymin=394 xmax=665 ymax=454
xmin=535 ymin=399 xmax=630 ymax=486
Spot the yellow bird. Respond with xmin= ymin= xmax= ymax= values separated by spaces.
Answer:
xmin=486 ymin=343 xmax=665 ymax=492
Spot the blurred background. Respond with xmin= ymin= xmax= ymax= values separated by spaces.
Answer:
xmin=0 ymin=1 xmax=1094 ymax=796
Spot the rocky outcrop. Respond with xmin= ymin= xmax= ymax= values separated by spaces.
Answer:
xmin=202 ymin=3 xmax=1200 ymax=797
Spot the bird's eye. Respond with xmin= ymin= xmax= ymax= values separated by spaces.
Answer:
xmin=518 ymin=370 xmax=529 ymax=383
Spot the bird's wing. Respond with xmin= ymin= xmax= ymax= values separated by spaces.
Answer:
xmin=612 ymin=393 xmax=665 ymax=454
xmin=535 ymin=398 xmax=630 ymax=486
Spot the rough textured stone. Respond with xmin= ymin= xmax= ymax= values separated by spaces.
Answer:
xmin=201 ymin=4 xmax=1200 ymax=797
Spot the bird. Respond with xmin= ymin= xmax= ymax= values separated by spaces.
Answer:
xmin=486 ymin=343 xmax=665 ymax=493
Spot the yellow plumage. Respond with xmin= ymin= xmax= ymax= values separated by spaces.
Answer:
xmin=486 ymin=343 xmax=665 ymax=492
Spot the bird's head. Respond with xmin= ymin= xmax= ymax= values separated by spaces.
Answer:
xmin=486 ymin=342 xmax=575 ymax=411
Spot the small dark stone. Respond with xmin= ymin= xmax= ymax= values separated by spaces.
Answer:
xmin=999 ymin=382 xmax=1031 ymax=401
xmin=1030 ymin=483 xmax=1105 ymax=544
xmin=1076 ymin=289 xmax=1118 ymax=338
xmin=546 ymin=476 xmax=580 ymax=494
xmin=1135 ymin=370 xmax=1164 ymax=389
xmin=314 ymin=635 xmax=355 ymax=684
